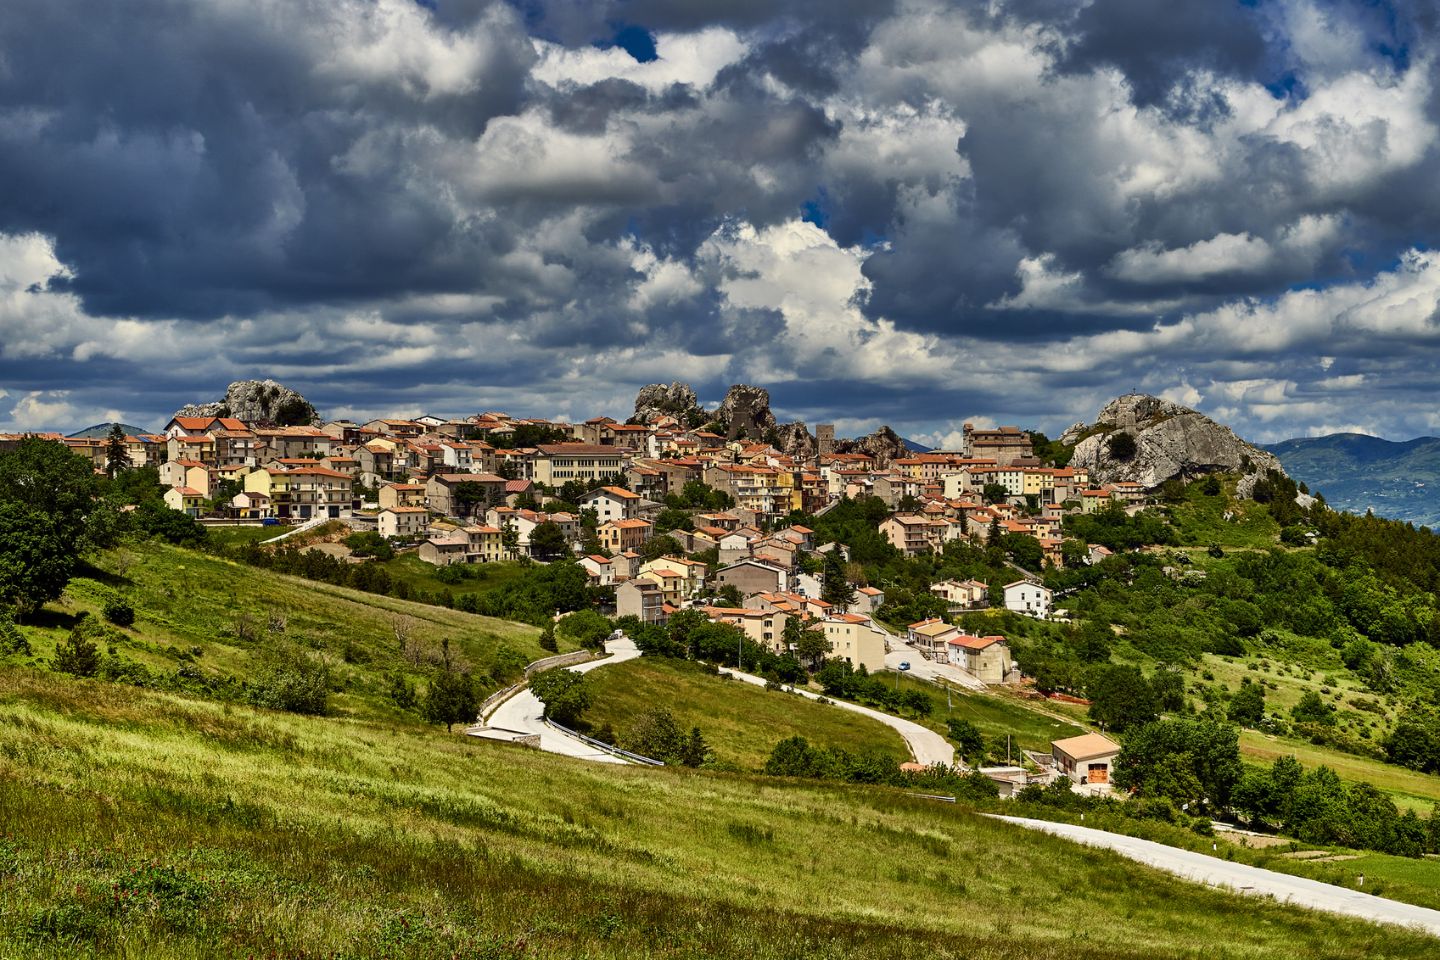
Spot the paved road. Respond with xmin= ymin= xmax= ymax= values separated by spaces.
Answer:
xmin=718 ymin=666 xmax=955 ymax=767
xmin=994 ymin=815 xmax=1440 ymax=938
xmin=479 ymin=635 xmax=642 ymax=764
xmin=885 ymin=640 xmax=987 ymax=691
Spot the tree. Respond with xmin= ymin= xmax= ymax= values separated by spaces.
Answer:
xmin=247 ymin=645 xmax=331 ymax=715
xmin=639 ymin=534 xmax=684 ymax=562
xmin=104 ymin=424 xmax=131 ymax=478
xmin=1071 ymin=619 xmax=1113 ymax=664
xmin=1291 ymin=690 xmax=1336 ymax=727
xmin=451 ymin=481 xmax=491 ymax=519
xmin=530 ymin=520 xmax=570 ymax=561
xmin=500 ymin=520 xmax=520 ymax=559
xmin=982 ymin=483 xmax=1009 ymax=505
xmin=1113 ymin=717 xmax=1243 ymax=809
xmin=1384 ymin=708 xmax=1440 ymax=774
xmin=820 ymin=550 xmax=856 ymax=609
xmin=102 ymin=595 xmax=136 ymax=627
xmin=1228 ymin=679 xmax=1266 ymax=727
xmin=792 ymin=621 xmax=832 ymax=669
xmin=538 ymin=621 xmax=559 ymax=653
xmin=52 ymin=629 xmax=101 ymax=677
xmin=528 ymin=667 xmax=592 ymax=726
xmin=556 ymin=609 xmax=612 ymax=649
xmin=0 ymin=438 xmax=105 ymax=617
xmin=1086 ymin=664 xmax=1158 ymax=732
xmin=422 ymin=668 xmax=479 ymax=732
xmin=946 ymin=718 xmax=985 ymax=761
xmin=1107 ymin=431 xmax=1137 ymax=460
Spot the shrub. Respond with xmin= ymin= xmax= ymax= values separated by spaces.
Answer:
xmin=0 ymin=613 xmax=30 ymax=655
xmin=421 ymin=668 xmax=478 ymax=731
xmin=52 ymin=630 xmax=101 ymax=677
xmin=103 ymin=595 xmax=136 ymax=627
xmin=557 ymin=609 xmax=613 ymax=650
xmin=247 ymin=645 xmax=331 ymax=715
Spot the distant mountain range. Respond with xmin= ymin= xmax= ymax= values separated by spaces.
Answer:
xmin=67 ymin=422 xmax=152 ymax=439
xmin=901 ymin=437 xmax=932 ymax=454
xmin=1265 ymin=434 xmax=1440 ymax=527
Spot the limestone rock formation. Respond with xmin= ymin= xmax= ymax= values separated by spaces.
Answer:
xmin=1067 ymin=393 xmax=1284 ymax=494
xmin=173 ymin=379 xmax=319 ymax=426
xmin=772 ymin=421 xmax=816 ymax=459
xmin=716 ymin=384 xmax=779 ymax=441
xmin=632 ymin=381 xmax=703 ymax=426
xmin=835 ymin=426 xmax=911 ymax=469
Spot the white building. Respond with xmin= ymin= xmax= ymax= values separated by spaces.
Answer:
xmin=1002 ymin=580 xmax=1052 ymax=619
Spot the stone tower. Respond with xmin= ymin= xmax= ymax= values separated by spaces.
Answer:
xmin=816 ymin=423 xmax=835 ymax=457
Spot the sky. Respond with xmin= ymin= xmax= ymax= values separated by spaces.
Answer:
xmin=3 ymin=0 xmax=1440 ymax=446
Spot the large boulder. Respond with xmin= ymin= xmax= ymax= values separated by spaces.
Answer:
xmin=632 ymin=381 xmax=703 ymax=425
xmin=835 ymin=425 xmax=910 ymax=469
xmin=772 ymin=421 xmax=816 ymax=459
xmin=174 ymin=379 xmax=318 ymax=426
xmin=1068 ymin=394 xmax=1284 ymax=494
xmin=716 ymin=384 xmax=779 ymax=441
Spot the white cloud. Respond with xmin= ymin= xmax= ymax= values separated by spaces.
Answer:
xmin=531 ymin=28 xmax=747 ymax=93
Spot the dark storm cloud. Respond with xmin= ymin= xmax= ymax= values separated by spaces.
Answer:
xmin=1059 ymin=0 xmax=1271 ymax=104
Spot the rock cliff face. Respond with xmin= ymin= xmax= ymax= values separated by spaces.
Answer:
xmin=632 ymin=381 xmax=702 ymax=425
xmin=1067 ymin=394 xmax=1284 ymax=495
xmin=716 ymin=384 xmax=780 ymax=441
xmin=626 ymin=380 xmax=910 ymax=463
xmin=834 ymin=426 xmax=911 ymax=469
xmin=773 ymin=421 xmax=816 ymax=459
xmin=174 ymin=379 xmax=319 ymax=426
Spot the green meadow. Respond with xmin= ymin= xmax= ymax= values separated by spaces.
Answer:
xmin=2 ymin=666 xmax=1434 ymax=959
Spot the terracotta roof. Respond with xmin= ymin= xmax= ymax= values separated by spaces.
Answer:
xmin=172 ymin=486 xmax=205 ymax=497
xmin=1051 ymin=733 xmax=1121 ymax=761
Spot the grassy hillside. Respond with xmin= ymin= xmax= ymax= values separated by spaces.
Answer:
xmin=7 ymin=541 xmax=551 ymax=721
xmin=1267 ymin=434 xmax=1440 ymax=527
xmin=882 ymin=672 xmax=1086 ymax=754
xmin=2 ymin=666 xmax=1435 ymax=959
xmin=584 ymin=657 xmax=909 ymax=768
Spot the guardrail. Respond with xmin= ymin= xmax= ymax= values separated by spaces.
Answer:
xmin=475 ymin=649 xmax=599 ymax=723
xmin=543 ymin=717 xmax=665 ymax=766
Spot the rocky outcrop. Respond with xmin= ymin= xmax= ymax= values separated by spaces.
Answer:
xmin=632 ymin=381 xmax=703 ymax=426
xmin=772 ymin=421 xmax=816 ymax=459
xmin=174 ymin=379 xmax=319 ymax=427
xmin=835 ymin=425 xmax=911 ymax=469
xmin=716 ymin=384 xmax=779 ymax=441
xmin=1067 ymin=393 xmax=1284 ymax=495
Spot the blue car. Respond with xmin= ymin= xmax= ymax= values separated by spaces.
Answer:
xmin=261 ymin=518 xmax=280 ymax=526
xmin=898 ymin=660 xmax=910 ymax=671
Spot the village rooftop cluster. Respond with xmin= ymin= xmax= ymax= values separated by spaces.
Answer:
xmin=6 ymin=410 xmax=1151 ymax=699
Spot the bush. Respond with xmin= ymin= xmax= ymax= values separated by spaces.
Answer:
xmin=247 ymin=645 xmax=331 ymax=715
xmin=0 ymin=613 xmax=30 ymax=655
xmin=557 ymin=609 xmax=612 ymax=649
xmin=103 ymin=595 xmax=136 ymax=627
xmin=52 ymin=630 xmax=101 ymax=677
xmin=421 ymin=668 xmax=478 ymax=731
xmin=538 ymin=621 xmax=558 ymax=653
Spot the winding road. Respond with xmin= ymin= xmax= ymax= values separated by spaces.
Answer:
xmin=475 ymin=635 xmax=643 ymax=764
xmin=994 ymin=815 xmax=1440 ymax=938
xmin=717 ymin=666 xmax=955 ymax=767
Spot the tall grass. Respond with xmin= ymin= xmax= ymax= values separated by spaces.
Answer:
xmin=0 ymin=666 xmax=1433 ymax=959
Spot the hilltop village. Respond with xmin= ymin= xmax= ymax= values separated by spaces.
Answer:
xmin=5 ymin=383 xmax=1189 ymax=695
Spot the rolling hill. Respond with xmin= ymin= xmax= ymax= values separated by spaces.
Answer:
xmin=1265 ymin=434 xmax=1440 ymax=527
